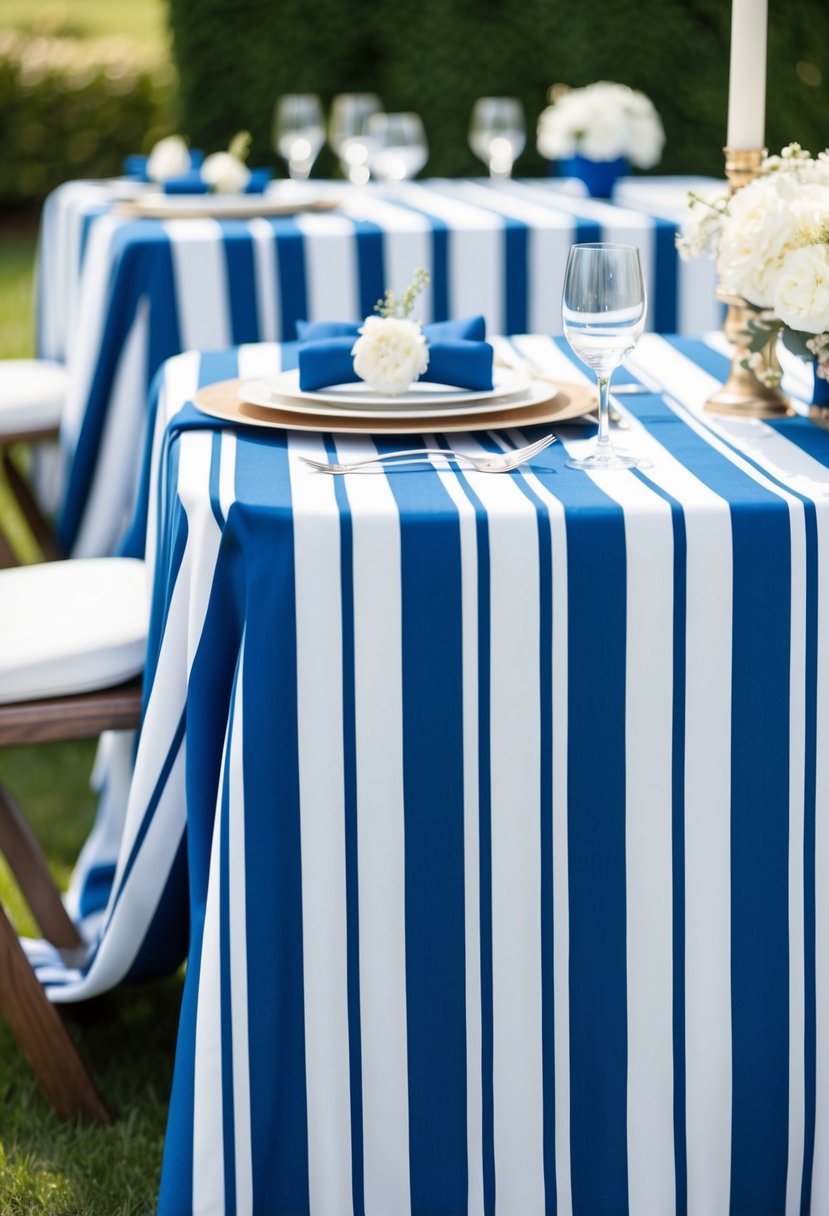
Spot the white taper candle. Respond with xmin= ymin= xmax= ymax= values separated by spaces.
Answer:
xmin=726 ymin=0 xmax=768 ymax=148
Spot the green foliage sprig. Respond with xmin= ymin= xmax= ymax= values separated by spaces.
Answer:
xmin=374 ymin=267 xmax=430 ymax=320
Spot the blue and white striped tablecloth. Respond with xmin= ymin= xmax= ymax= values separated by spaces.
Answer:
xmin=35 ymin=177 xmax=718 ymax=559
xmin=26 ymin=332 xmax=829 ymax=1215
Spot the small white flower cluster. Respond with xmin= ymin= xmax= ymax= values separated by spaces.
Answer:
xmin=352 ymin=315 xmax=429 ymax=396
xmin=352 ymin=268 xmax=431 ymax=396
xmin=146 ymin=132 xmax=251 ymax=193
xmin=680 ymin=144 xmax=829 ymax=386
xmin=536 ymin=81 xmax=664 ymax=169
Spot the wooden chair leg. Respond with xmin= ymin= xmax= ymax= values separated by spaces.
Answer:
xmin=2 ymin=450 xmax=63 ymax=561
xmin=0 ymin=783 xmax=83 ymax=950
xmin=0 ymin=526 xmax=18 ymax=569
xmin=0 ymin=903 xmax=110 ymax=1123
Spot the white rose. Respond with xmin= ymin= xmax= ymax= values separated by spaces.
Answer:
xmin=352 ymin=316 xmax=429 ymax=396
xmin=772 ymin=244 xmax=829 ymax=334
xmin=580 ymin=107 xmax=627 ymax=161
xmin=717 ymin=176 xmax=799 ymax=305
xmin=146 ymin=135 xmax=190 ymax=182
xmin=201 ymin=152 xmax=251 ymax=194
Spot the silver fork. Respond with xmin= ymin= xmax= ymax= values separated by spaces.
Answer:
xmin=299 ymin=433 xmax=557 ymax=475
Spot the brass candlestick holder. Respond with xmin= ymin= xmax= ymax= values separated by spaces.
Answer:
xmin=704 ymin=147 xmax=794 ymax=420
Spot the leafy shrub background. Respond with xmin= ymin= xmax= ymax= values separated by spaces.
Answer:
xmin=168 ymin=0 xmax=829 ymax=179
xmin=0 ymin=30 xmax=174 ymax=207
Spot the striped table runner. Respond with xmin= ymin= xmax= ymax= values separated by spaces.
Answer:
xmin=35 ymin=177 xmax=718 ymax=559
xmin=27 ymin=333 xmax=829 ymax=1215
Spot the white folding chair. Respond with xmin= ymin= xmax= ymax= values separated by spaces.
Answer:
xmin=0 ymin=358 xmax=67 ymax=564
xmin=0 ymin=557 xmax=148 ymax=1122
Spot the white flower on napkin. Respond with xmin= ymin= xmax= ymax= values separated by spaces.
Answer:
xmin=352 ymin=315 xmax=429 ymax=395
xmin=146 ymin=135 xmax=191 ymax=182
xmin=201 ymin=151 xmax=251 ymax=194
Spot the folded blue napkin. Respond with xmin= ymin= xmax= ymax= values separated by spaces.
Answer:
xmin=123 ymin=154 xmax=271 ymax=195
xmin=297 ymin=315 xmax=493 ymax=393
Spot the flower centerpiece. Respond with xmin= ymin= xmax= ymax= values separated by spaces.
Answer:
xmin=201 ymin=130 xmax=252 ymax=194
xmin=352 ymin=268 xmax=430 ymax=395
xmin=146 ymin=134 xmax=192 ymax=183
xmin=678 ymin=143 xmax=829 ymax=407
xmin=536 ymin=81 xmax=664 ymax=197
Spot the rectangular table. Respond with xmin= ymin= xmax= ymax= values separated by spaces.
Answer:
xmin=25 ymin=331 xmax=829 ymax=1215
xmin=35 ymin=176 xmax=718 ymax=558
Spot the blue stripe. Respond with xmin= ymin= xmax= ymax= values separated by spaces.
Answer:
xmin=326 ymin=434 xmax=365 ymax=1216
xmin=371 ymin=195 xmax=449 ymax=321
xmin=222 ymin=223 xmax=260 ymax=343
xmin=79 ymin=205 xmax=108 ymax=270
xmin=273 ymin=220 xmax=308 ymax=339
xmin=652 ymin=218 xmax=679 ymax=334
xmin=59 ymin=225 xmax=183 ymax=553
xmin=352 ymin=219 xmax=386 ymax=320
xmin=555 ymin=443 xmax=629 ymax=1213
xmin=800 ymin=500 xmax=819 ymax=1214
xmin=219 ymin=663 xmax=238 ymax=1214
xmin=575 ymin=216 xmax=602 ymax=244
xmin=503 ymin=216 xmax=528 ymax=334
xmin=229 ymin=440 xmax=309 ymax=1212
xmin=373 ymin=442 xmax=468 ymax=1213
xmin=209 ymin=431 xmax=226 ymax=530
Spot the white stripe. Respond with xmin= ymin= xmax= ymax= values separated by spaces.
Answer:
xmin=341 ymin=195 xmax=434 ymax=318
xmin=488 ymin=430 xmax=574 ymax=1214
xmin=145 ymin=350 xmax=200 ymax=580
xmin=395 ymin=183 xmax=505 ymax=332
xmin=288 ymin=431 xmax=354 ymax=1216
xmin=166 ymin=218 xmax=232 ymax=351
xmin=339 ymin=440 xmax=411 ymax=1216
xmin=192 ymin=718 xmax=229 ymax=1215
xmin=295 ymin=212 xmax=361 ymax=321
xmin=248 ymin=217 xmax=281 ymax=341
xmin=229 ymin=643 xmax=253 ymax=1216
xmin=425 ymin=448 xmax=484 ymax=1215
xmin=458 ymin=458 xmax=546 ymax=1215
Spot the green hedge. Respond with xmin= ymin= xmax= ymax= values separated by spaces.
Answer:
xmin=0 ymin=31 xmax=175 ymax=207
xmin=168 ymin=0 xmax=829 ymax=180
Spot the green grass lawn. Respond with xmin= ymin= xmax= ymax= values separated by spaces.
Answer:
xmin=0 ymin=221 xmax=181 ymax=1210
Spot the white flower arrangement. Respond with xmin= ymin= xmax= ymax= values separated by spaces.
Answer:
xmin=678 ymin=144 xmax=829 ymax=385
xmin=146 ymin=134 xmax=190 ymax=183
xmin=352 ymin=268 xmax=430 ymax=395
xmin=201 ymin=130 xmax=251 ymax=194
xmin=536 ymin=81 xmax=665 ymax=168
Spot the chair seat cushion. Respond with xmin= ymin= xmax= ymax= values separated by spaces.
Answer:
xmin=0 ymin=359 xmax=67 ymax=435
xmin=0 ymin=558 xmax=148 ymax=705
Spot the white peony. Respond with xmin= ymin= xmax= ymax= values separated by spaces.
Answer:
xmin=716 ymin=175 xmax=801 ymax=306
xmin=352 ymin=316 xmax=429 ymax=395
xmin=146 ymin=135 xmax=190 ymax=182
xmin=773 ymin=244 xmax=829 ymax=334
xmin=200 ymin=151 xmax=251 ymax=194
xmin=536 ymin=80 xmax=663 ymax=167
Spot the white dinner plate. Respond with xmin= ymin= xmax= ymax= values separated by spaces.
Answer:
xmin=238 ymin=366 xmax=538 ymax=420
xmin=114 ymin=187 xmax=342 ymax=220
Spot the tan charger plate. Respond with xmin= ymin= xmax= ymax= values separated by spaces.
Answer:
xmin=192 ymin=378 xmax=596 ymax=435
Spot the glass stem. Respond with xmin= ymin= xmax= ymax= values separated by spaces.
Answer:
xmin=597 ymin=375 xmax=612 ymax=454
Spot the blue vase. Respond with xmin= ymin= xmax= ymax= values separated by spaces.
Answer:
xmin=558 ymin=154 xmax=629 ymax=199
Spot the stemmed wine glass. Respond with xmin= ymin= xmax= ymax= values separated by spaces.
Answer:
xmin=562 ymin=242 xmax=647 ymax=471
xmin=469 ymin=97 xmax=526 ymax=179
xmin=273 ymin=94 xmax=325 ymax=181
xmin=330 ymin=93 xmax=382 ymax=184
xmin=367 ymin=113 xmax=428 ymax=183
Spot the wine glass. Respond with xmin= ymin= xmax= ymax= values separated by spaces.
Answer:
xmin=367 ymin=113 xmax=428 ymax=183
xmin=562 ymin=243 xmax=647 ymax=471
xmin=273 ymin=94 xmax=325 ymax=181
xmin=330 ymin=93 xmax=382 ymax=184
xmin=469 ymin=97 xmax=526 ymax=179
